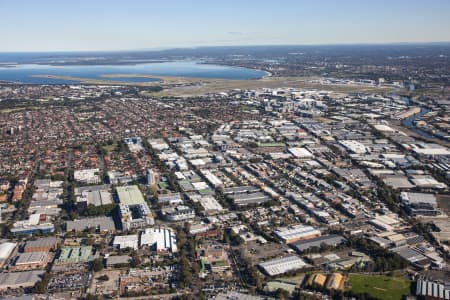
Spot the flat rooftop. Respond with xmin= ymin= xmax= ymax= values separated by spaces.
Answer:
xmin=15 ymin=251 xmax=48 ymax=265
xmin=259 ymin=255 xmax=307 ymax=276
xmin=24 ymin=236 xmax=58 ymax=250
xmin=0 ymin=270 xmax=44 ymax=289
xmin=66 ymin=216 xmax=116 ymax=232
xmin=116 ymin=185 xmax=145 ymax=205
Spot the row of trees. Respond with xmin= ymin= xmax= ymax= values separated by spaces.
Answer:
xmin=348 ymin=237 xmax=409 ymax=272
xmin=177 ymin=223 xmax=198 ymax=290
xmin=85 ymin=203 xmax=117 ymax=216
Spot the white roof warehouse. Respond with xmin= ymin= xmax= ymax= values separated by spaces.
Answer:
xmin=258 ymin=255 xmax=308 ymax=276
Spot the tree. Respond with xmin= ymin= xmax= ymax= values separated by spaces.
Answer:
xmin=97 ymin=274 xmax=109 ymax=281
xmin=275 ymin=288 xmax=290 ymax=300
xmin=85 ymin=203 xmax=116 ymax=217
xmin=91 ymin=258 xmax=104 ymax=272
xmin=130 ymin=254 xmax=142 ymax=268
xmin=178 ymin=255 xmax=192 ymax=288
xmin=33 ymin=271 xmax=51 ymax=294
xmin=148 ymin=184 xmax=158 ymax=197
xmin=86 ymin=294 xmax=105 ymax=300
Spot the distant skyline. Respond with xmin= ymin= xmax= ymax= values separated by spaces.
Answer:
xmin=1 ymin=0 xmax=450 ymax=52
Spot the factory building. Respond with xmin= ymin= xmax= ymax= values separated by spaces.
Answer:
xmin=10 ymin=214 xmax=54 ymax=235
xmin=11 ymin=251 xmax=50 ymax=271
xmin=75 ymin=184 xmax=113 ymax=208
xmin=275 ymin=224 xmax=321 ymax=244
xmin=290 ymin=234 xmax=346 ymax=253
xmin=66 ymin=216 xmax=116 ymax=232
xmin=140 ymin=227 xmax=178 ymax=253
xmin=400 ymin=192 xmax=441 ymax=216
xmin=24 ymin=237 xmax=58 ymax=253
xmin=416 ymin=277 xmax=450 ymax=299
xmin=258 ymin=256 xmax=308 ymax=276
xmin=0 ymin=242 xmax=17 ymax=267
xmin=326 ymin=273 xmax=345 ymax=291
xmin=0 ymin=271 xmax=44 ymax=291
xmin=113 ymin=235 xmax=139 ymax=250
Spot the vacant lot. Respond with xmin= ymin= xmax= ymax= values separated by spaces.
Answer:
xmin=89 ymin=269 xmax=122 ymax=297
xmin=347 ymin=274 xmax=411 ymax=300
xmin=437 ymin=194 xmax=450 ymax=215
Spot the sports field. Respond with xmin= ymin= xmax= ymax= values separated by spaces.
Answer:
xmin=347 ymin=274 xmax=411 ymax=300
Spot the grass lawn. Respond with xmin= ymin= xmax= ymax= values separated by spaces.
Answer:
xmin=158 ymin=182 xmax=169 ymax=190
xmin=347 ymin=274 xmax=411 ymax=300
xmin=101 ymin=143 xmax=118 ymax=154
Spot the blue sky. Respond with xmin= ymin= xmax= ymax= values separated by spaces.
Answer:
xmin=1 ymin=0 xmax=449 ymax=51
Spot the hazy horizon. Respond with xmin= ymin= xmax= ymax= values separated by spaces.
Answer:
xmin=1 ymin=42 xmax=450 ymax=55
xmin=1 ymin=0 xmax=450 ymax=52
